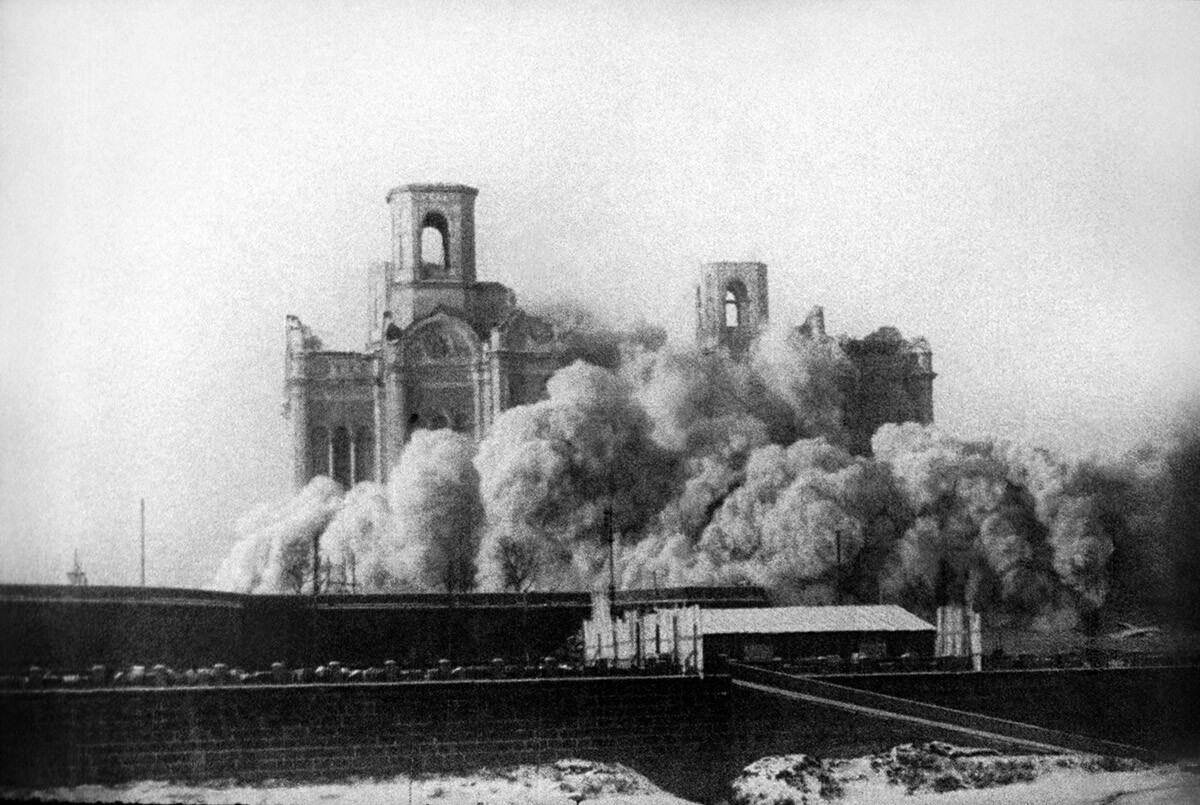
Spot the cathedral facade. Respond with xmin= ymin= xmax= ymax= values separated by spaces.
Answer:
xmin=284 ymin=184 xmax=565 ymax=489
xmin=285 ymin=184 xmax=936 ymax=489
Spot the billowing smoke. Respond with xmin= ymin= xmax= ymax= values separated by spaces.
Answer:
xmin=527 ymin=300 xmax=667 ymax=371
xmin=212 ymin=311 xmax=1196 ymax=627
xmin=1091 ymin=409 xmax=1200 ymax=624
xmin=382 ymin=429 xmax=483 ymax=592
xmin=210 ymin=430 xmax=482 ymax=594
xmin=211 ymin=476 xmax=344 ymax=594
xmin=749 ymin=324 xmax=852 ymax=447
xmin=474 ymin=361 xmax=679 ymax=591
xmin=873 ymin=425 xmax=1081 ymax=619
xmin=676 ymin=439 xmax=895 ymax=605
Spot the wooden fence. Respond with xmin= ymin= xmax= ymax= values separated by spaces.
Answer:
xmin=581 ymin=594 xmax=703 ymax=675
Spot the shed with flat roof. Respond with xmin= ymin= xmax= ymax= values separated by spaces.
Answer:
xmin=702 ymin=605 xmax=935 ymax=663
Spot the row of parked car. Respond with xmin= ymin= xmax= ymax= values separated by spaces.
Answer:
xmin=0 ymin=654 xmax=692 ymax=690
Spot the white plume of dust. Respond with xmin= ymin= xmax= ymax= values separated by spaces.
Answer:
xmin=385 ymin=429 xmax=484 ymax=593
xmin=315 ymin=480 xmax=390 ymax=590
xmin=671 ymin=439 xmax=890 ymax=605
xmin=208 ymin=476 xmax=344 ymax=594
xmin=207 ymin=310 xmax=1191 ymax=628
xmin=749 ymin=324 xmax=853 ymax=447
xmin=873 ymin=423 xmax=1115 ymax=618
xmin=209 ymin=430 xmax=484 ymax=594
xmin=475 ymin=360 xmax=679 ymax=592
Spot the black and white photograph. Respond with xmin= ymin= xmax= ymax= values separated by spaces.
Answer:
xmin=1 ymin=1 xmax=1198 ymax=802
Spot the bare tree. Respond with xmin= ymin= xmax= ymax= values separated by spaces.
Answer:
xmin=280 ymin=537 xmax=312 ymax=594
xmin=496 ymin=535 xmax=541 ymax=592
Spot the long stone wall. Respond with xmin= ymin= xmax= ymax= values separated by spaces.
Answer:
xmin=0 ymin=585 xmax=767 ymax=673
xmin=4 ymin=668 xmax=1196 ymax=803
xmin=0 ymin=676 xmax=732 ymax=802
xmin=820 ymin=666 xmax=1200 ymax=755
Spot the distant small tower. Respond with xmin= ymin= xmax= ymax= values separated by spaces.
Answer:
xmin=696 ymin=261 xmax=769 ymax=358
xmin=67 ymin=550 xmax=88 ymax=586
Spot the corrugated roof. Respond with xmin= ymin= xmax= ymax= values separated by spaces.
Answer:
xmin=702 ymin=605 xmax=934 ymax=635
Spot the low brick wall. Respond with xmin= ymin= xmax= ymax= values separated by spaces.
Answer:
xmin=0 ymin=675 xmax=732 ymax=802
xmin=821 ymin=666 xmax=1200 ymax=754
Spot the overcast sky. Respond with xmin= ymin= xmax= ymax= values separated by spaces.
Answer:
xmin=2 ymin=0 xmax=1198 ymax=588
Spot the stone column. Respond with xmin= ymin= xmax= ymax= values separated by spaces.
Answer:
xmin=285 ymin=316 xmax=311 ymax=490
xmin=471 ymin=358 xmax=490 ymax=440
xmin=373 ymin=370 xmax=385 ymax=483
xmin=327 ymin=431 xmax=335 ymax=480
xmin=383 ymin=352 xmax=407 ymax=476
xmin=289 ymin=379 xmax=309 ymax=491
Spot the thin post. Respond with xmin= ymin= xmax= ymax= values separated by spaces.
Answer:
xmin=606 ymin=423 xmax=618 ymax=625
xmin=139 ymin=498 xmax=146 ymax=587
xmin=693 ymin=617 xmax=700 ymax=677
xmin=834 ymin=527 xmax=841 ymax=605
xmin=672 ymin=609 xmax=680 ymax=672
xmin=606 ymin=500 xmax=618 ymax=664
xmin=607 ymin=503 xmax=617 ymax=616
xmin=311 ymin=527 xmax=320 ymax=596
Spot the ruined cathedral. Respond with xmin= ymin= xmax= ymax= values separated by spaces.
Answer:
xmin=285 ymin=183 xmax=935 ymax=489
xmin=695 ymin=261 xmax=935 ymax=455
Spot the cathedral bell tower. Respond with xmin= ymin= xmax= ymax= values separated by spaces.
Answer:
xmin=384 ymin=184 xmax=479 ymax=328
xmin=696 ymin=261 xmax=769 ymax=359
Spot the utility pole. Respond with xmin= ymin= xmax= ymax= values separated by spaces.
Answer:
xmin=311 ymin=530 xmax=321 ymax=596
xmin=607 ymin=499 xmax=619 ymax=668
xmin=834 ymin=527 xmax=841 ymax=605
xmin=607 ymin=502 xmax=617 ymax=611
xmin=606 ymin=425 xmax=619 ymax=664
xmin=139 ymin=498 xmax=146 ymax=587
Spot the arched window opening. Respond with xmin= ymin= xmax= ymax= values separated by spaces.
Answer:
xmin=353 ymin=428 xmax=374 ymax=482
xmin=724 ymin=280 xmax=748 ymax=329
xmin=331 ymin=426 xmax=352 ymax=488
xmin=310 ymin=427 xmax=330 ymax=478
xmin=420 ymin=211 xmax=450 ymax=277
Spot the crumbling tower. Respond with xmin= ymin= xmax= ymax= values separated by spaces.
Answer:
xmin=696 ymin=261 xmax=769 ymax=359
xmin=691 ymin=260 xmax=935 ymax=456
xmin=384 ymin=184 xmax=481 ymax=329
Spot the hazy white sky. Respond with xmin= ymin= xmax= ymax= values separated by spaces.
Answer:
xmin=1 ymin=0 xmax=1198 ymax=588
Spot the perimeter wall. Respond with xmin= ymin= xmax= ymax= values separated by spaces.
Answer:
xmin=0 ymin=676 xmax=732 ymax=802
xmin=0 ymin=585 xmax=768 ymax=672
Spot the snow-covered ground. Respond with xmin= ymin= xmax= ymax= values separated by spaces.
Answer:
xmin=16 ymin=759 xmax=693 ymax=805
xmin=729 ymin=743 xmax=1199 ymax=805
xmin=12 ymin=748 xmax=1199 ymax=804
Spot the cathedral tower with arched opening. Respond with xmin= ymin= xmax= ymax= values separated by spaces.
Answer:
xmin=696 ymin=261 xmax=769 ymax=359
xmin=285 ymin=185 xmax=939 ymax=491
xmin=695 ymin=260 xmax=935 ymax=454
xmin=285 ymin=184 xmax=567 ymax=490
